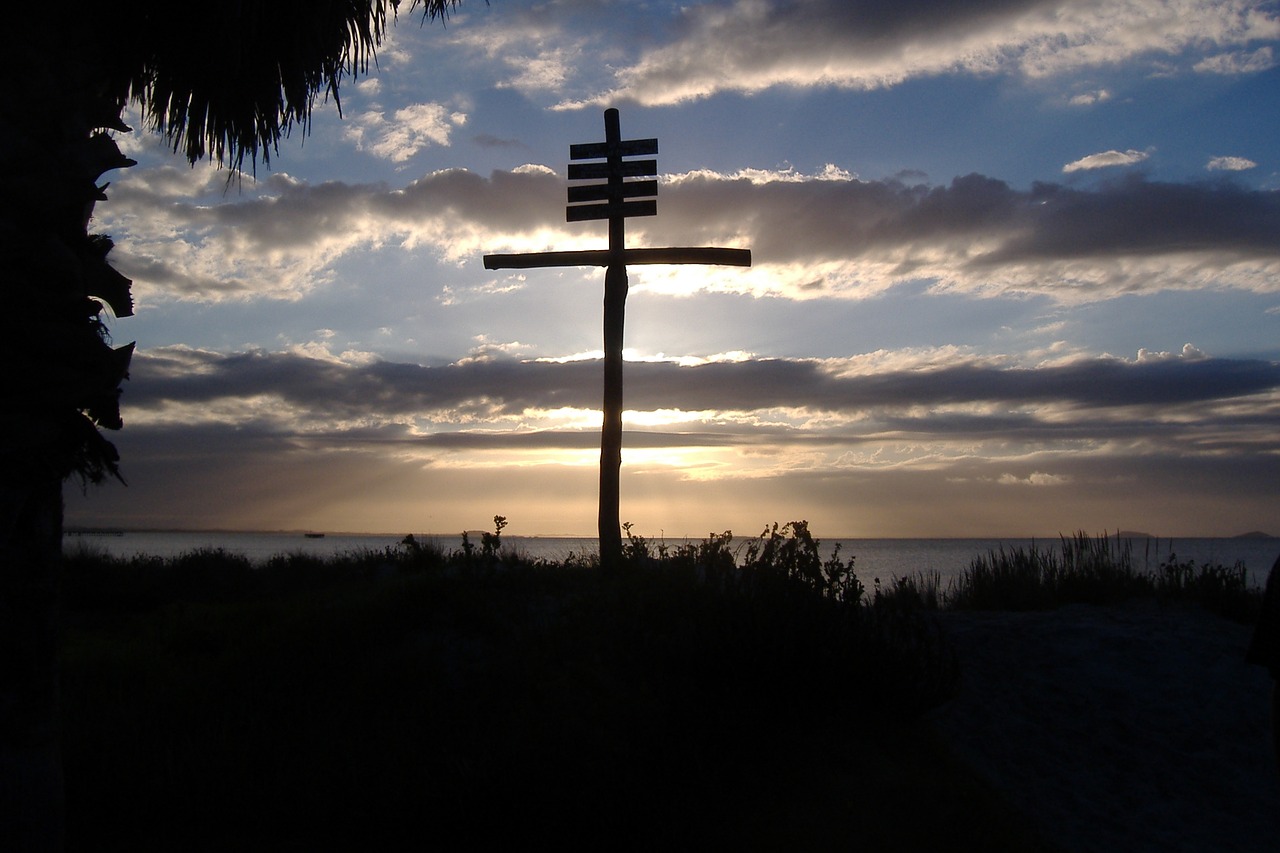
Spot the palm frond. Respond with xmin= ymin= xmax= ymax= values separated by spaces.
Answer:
xmin=124 ymin=0 xmax=460 ymax=173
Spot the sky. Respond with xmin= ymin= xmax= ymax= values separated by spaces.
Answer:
xmin=67 ymin=0 xmax=1280 ymax=539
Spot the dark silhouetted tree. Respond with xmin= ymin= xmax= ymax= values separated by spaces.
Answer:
xmin=2 ymin=3 xmax=458 ymax=848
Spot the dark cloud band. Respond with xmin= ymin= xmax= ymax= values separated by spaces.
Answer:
xmin=130 ymin=347 xmax=1280 ymax=417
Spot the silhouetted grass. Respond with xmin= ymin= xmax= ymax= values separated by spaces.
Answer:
xmin=886 ymin=531 xmax=1264 ymax=622
xmin=56 ymin=523 xmax=1063 ymax=851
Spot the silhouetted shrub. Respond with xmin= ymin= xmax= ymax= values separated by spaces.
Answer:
xmin=932 ymin=531 xmax=1262 ymax=622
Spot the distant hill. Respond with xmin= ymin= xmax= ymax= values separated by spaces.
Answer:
xmin=1233 ymin=531 xmax=1276 ymax=539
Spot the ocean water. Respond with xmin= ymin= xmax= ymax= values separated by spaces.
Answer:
xmin=63 ymin=530 xmax=1280 ymax=589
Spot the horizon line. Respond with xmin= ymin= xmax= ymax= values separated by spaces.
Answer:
xmin=64 ymin=526 xmax=1278 ymax=541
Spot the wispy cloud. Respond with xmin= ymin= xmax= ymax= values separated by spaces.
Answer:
xmin=443 ymin=4 xmax=601 ymax=99
xmin=473 ymin=134 xmax=526 ymax=149
xmin=343 ymin=103 xmax=467 ymax=162
xmin=554 ymin=0 xmax=1280 ymax=107
xmin=1063 ymin=149 xmax=1151 ymax=172
xmin=1193 ymin=45 xmax=1276 ymax=74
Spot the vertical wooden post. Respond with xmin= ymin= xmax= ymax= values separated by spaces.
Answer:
xmin=599 ymin=109 xmax=625 ymax=571
xmin=599 ymin=262 xmax=626 ymax=570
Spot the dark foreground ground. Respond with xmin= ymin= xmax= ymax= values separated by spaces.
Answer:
xmin=58 ymin=548 xmax=1056 ymax=851
xmin=930 ymin=603 xmax=1280 ymax=853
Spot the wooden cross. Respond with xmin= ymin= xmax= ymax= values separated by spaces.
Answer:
xmin=484 ymin=108 xmax=751 ymax=569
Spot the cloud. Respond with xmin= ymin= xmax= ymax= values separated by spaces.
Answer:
xmin=999 ymin=471 xmax=1071 ymax=486
xmin=73 ymin=415 xmax=1280 ymax=537
xmin=473 ymin=134 xmax=526 ymax=149
xmin=100 ymin=164 xmax=1280 ymax=304
xmin=343 ymin=103 xmax=467 ymax=162
xmin=559 ymin=0 xmax=1280 ymax=107
xmin=1207 ymin=155 xmax=1258 ymax=171
xmin=1063 ymin=149 xmax=1151 ymax=172
xmin=443 ymin=5 xmax=598 ymax=99
xmin=93 ymin=343 xmax=1280 ymax=534
xmin=1193 ymin=45 xmax=1276 ymax=74
xmin=1136 ymin=343 xmax=1208 ymax=362
xmin=127 ymin=345 xmax=1280 ymax=427
xmin=1068 ymin=89 xmax=1112 ymax=106
xmin=648 ymin=169 xmax=1280 ymax=299
xmin=99 ymin=165 xmax=569 ymax=301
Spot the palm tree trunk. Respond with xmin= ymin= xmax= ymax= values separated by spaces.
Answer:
xmin=2 ymin=26 xmax=135 ymax=851
xmin=0 ymin=477 xmax=66 ymax=852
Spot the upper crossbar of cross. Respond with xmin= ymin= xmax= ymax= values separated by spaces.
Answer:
xmin=483 ymin=108 xmax=751 ymax=272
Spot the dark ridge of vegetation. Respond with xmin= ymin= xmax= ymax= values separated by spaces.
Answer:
xmin=57 ymin=520 xmax=1068 ymax=851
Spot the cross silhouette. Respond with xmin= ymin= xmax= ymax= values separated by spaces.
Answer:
xmin=484 ymin=108 xmax=751 ymax=569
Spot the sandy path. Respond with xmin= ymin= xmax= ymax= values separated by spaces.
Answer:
xmin=927 ymin=602 xmax=1280 ymax=853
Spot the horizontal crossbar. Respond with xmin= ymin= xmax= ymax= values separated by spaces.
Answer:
xmin=483 ymin=247 xmax=752 ymax=270
xmin=567 ymin=180 xmax=657 ymax=204
xmin=570 ymin=138 xmax=658 ymax=159
xmin=568 ymin=160 xmax=657 ymax=180
xmin=566 ymin=199 xmax=657 ymax=221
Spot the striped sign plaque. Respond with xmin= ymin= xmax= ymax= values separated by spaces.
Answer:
xmin=566 ymin=116 xmax=659 ymax=222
